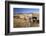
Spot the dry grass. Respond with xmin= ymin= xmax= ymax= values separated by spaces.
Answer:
xmin=13 ymin=14 xmax=39 ymax=28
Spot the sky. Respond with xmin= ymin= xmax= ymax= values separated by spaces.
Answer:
xmin=13 ymin=8 xmax=39 ymax=15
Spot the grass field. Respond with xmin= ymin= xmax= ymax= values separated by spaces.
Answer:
xmin=13 ymin=13 xmax=39 ymax=28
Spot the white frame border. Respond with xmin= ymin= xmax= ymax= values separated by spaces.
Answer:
xmin=10 ymin=4 xmax=43 ymax=32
